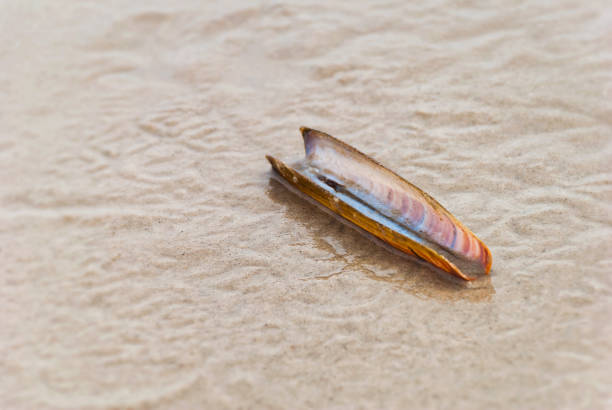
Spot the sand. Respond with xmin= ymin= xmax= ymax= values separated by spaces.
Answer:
xmin=1 ymin=1 xmax=611 ymax=409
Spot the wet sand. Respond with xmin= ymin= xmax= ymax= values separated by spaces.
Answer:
xmin=2 ymin=1 xmax=611 ymax=409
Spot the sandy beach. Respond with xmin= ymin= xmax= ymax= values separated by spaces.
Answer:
xmin=2 ymin=1 xmax=611 ymax=408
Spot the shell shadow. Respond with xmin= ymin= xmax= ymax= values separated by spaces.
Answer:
xmin=266 ymin=175 xmax=495 ymax=303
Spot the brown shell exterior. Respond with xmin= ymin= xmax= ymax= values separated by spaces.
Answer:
xmin=266 ymin=154 xmax=474 ymax=280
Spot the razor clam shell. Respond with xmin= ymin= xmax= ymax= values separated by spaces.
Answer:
xmin=266 ymin=127 xmax=492 ymax=281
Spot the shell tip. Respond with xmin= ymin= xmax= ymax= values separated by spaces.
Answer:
xmin=483 ymin=246 xmax=493 ymax=274
xmin=266 ymin=154 xmax=280 ymax=171
xmin=300 ymin=126 xmax=312 ymax=135
xmin=300 ymin=126 xmax=318 ymax=156
xmin=456 ymin=269 xmax=476 ymax=281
